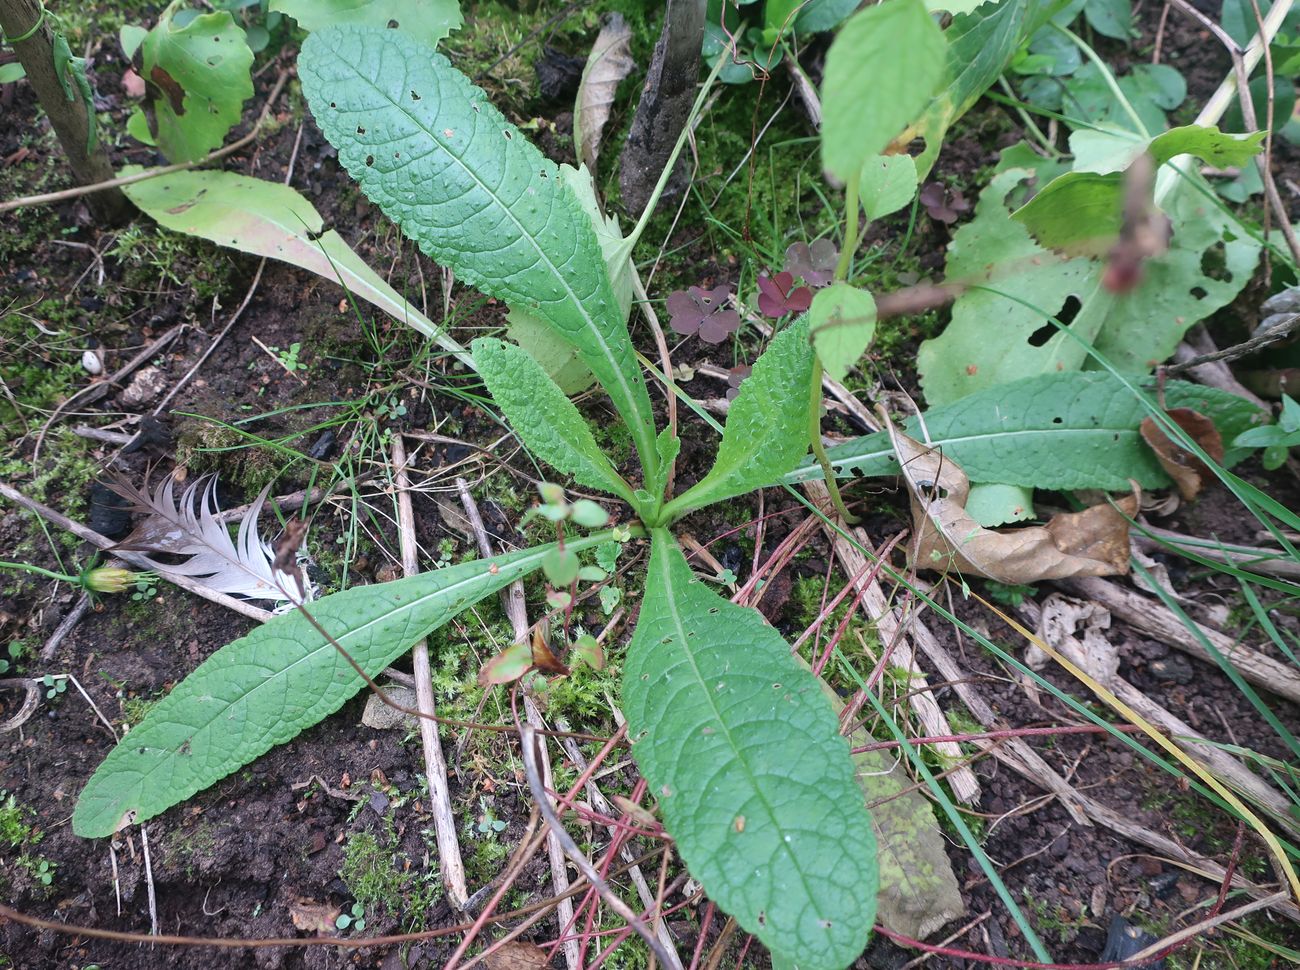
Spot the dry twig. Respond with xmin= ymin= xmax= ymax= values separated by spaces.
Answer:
xmin=392 ymin=436 xmax=468 ymax=908
xmin=454 ymin=477 xmax=580 ymax=970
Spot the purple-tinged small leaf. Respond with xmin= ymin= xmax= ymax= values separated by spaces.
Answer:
xmin=919 ymin=181 xmax=971 ymax=225
xmin=725 ymin=364 xmax=752 ymax=401
xmin=666 ymin=285 xmax=741 ymax=344
xmin=784 ymin=239 xmax=839 ymax=287
xmin=479 ymin=640 xmax=534 ymax=686
xmin=757 ymin=271 xmax=813 ymax=318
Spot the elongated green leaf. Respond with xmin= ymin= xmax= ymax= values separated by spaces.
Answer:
xmin=665 ymin=318 xmax=814 ymax=517
xmin=472 ymin=337 xmax=632 ymax=502
xmin=138 ymin=1 xmax=253 ymax=162
xmin=821 ymin=0 xmax=946 ymax=179
xmin=73 ymin=532 xmax=610 ymax=838
xmin=780 ymin=371 xmax=1264 ymax=490
xmin=120 ymin=168 xmax=473 ymax=369
xmin=622 ymin=531 xmax=877 ymax=970
xmin=299 ymin=25 xmax=658 ymax=478
xmin=270 ymin=0 xmax=462 ymax=46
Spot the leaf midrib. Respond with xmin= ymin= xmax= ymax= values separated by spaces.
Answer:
xmin=86 ymin=539 xmax=577 ymax=824
xmin=651 ymin=532 xmax=823 ymax=933
xmin=788 ymin=424 xmax=1158 ymax=480
xmin=337 ymin=36 xmax=652 ymax=467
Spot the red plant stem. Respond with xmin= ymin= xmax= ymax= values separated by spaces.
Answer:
xmin=851 ymin=723 xmax=1143 ymax=754
xmin=1210 ymin=820 xmax=1248 ymax=917
xmin=687 ymin=902 xmax=717 ymax=970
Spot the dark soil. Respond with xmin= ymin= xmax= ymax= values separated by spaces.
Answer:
xmin=3 ymin=3 xmax=1300 ymax=969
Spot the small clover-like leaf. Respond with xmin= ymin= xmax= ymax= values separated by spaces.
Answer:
xmin=784 ymin=239 xmax=839 ymax=287
xmin=919 ymin=181 xmax=971 ymax=225
xmin=666 ymin=285 xmax=741 ymax=344
xmin=725 ymin=364 xmax=752 ymax=401
xmin=756 ymin=271 xmax=813 ymax=318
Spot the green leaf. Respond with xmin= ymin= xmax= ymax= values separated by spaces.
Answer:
xmin=1148 ymin=125 xmax=1266 ymax=168
xmin=794 ymin=0 xmax=863 ymax=34
xmin=912 ymin=0 xmax=1038 ymax=176
xmin=665 ymin=318 xmax=815 ymax=517
xmin=622 ymin=531 xmax=877 ymax=970
xmin=1010 ymin=171 xmax=1122 ymax=256
xmin=137 ymin=1 xmax=254 ymax=162
xmin=821 ymin=0 xmax=947 ymax=179
xmin=270 ymin=0 xmax=462 ymax=46
xmin=859 ymin=153 xmax=919 ymax=220
xmin=472 ymin=338 xmax=632 ymax=503
xmin=507 ymin=164 xmax=632 ymax=396
xmin=1083 ymin=0 xmax=1132 ymax=39
xmin=1062 ymin=121 xmax=1264 ymax=179
xmin=119 ymin=169 xmax=473 ymax=369
xmin=543 ymin=547 xmax=580 ymax=586
xmin=299 ymin=25 xmax=659 ymax=481
xmin=810 ymin=284 xmax=878 ymax=383
xmin=0 ymin=62 xmax=26 ymax=84
xmin=918 ymin=164 xmax=1259 ymax=403
xmin=569 ymin=499 xmax=610 ymax=528
xmin=73 ymin=532 xmax=612 ymax=838
xmin=1017 ymin=125 xmax=1266 ymax=250
xmin=119 ymin=23 xmax=148 ymax=59
xmin=964 ymin=482 xmax=1035 ymax=525
xmin=780 ymin=371 xmax=1265 ymax=490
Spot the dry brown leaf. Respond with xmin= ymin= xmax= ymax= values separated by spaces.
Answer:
xmin=575 ymin=13 xmax=635 ymax=171
xmin=1139 ymin=408 xmax=1223 ymax=500
xmin=885 ymin=418 xmax=1138 ymax=583
xmin=289 ymin=897 xmax=341 ymax=935
xmin=482 ymin=940 xmax=551 ymax=970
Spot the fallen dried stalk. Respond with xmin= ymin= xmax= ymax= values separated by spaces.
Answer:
xmin=897 ymin=583 xmax=1094 ymax=826
xmin=555 ymin=716 xmax=684 ymax=970
xmin=0 ymin=70 xmax=291 ymax=215
xmin=1134 ymin=524 xmax=1300 ymax=581
xmin=1063 ymin=576 xmax=1300 ymax=706
xmin=392 ymin=437 xmax=468 ymax=909
xmin=39 ymin=592 xmax=91 ymax=661
xmin=805 ymin=482 xmax=981 ymax=804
